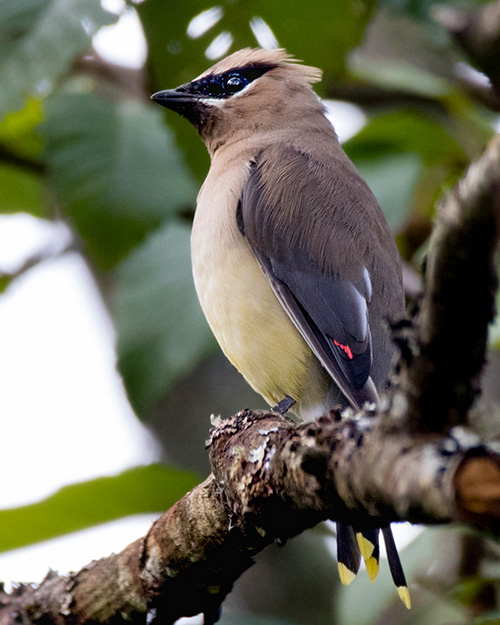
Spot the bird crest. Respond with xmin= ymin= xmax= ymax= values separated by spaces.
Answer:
xmin=195 ymin=48 xmax=323 ymax=85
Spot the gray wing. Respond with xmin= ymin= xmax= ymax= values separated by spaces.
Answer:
xmin=238 ymin=146 xmax=378 ymax=409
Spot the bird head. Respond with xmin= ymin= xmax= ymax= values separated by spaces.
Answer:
xmin=151 ymin=48 xmax=324 ymax=153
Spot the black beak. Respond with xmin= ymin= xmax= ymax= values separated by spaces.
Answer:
xmin=150 ymin=89 xmax=202 ymax=116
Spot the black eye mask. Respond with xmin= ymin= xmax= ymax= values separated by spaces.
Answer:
xmin=185 ymin=63 xmax=275 ymax=99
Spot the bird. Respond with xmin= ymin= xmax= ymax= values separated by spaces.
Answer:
xmin=151 ymin=48 xmax=409 ymax=608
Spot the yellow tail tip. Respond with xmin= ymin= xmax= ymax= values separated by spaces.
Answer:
xmin=397 ymin=586 xmax=411 ymax=610
xmin=365 ymin=556 xmax=379 ymax=583
xmin=338 ymin=562 xmax=357 ymax=586
xmin=356 ymin=533 xmax=375 ymax=560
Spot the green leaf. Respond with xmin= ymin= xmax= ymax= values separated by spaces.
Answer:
xmin=251 ymin=0 xmax=377 ymax=80
xmin=355 ymin=153 xmax=424 ymax=231
xmin=351 ymin=59 xmax=451 ymax=98
xmin=0 ymin=97 xmax=43 ymax=161
xmin=0 ymin=0 xmax=117 ymax=118
xmin=0 ymin=464 xmax=199 ymax=553
xmin=453 ymin=578 xmax=499 ymax=609
xmin=0 ymin=164 xmax=45 ymax=216
xmin=136 ymin=0 xmax=218 ymax=183
xmin=114 ymin=220 xmax=215 ymax=415
xmin=139 ymin=0 xmax=376 ymax=84
xmin=344 ymin=110 xmax=469 ymax=232
xmin=0 ymin=275 xmax=12 ymax=294
xmin=41 ymin=88 xmax=197 ymax=268
xmin=473 ymin=612 xmax=500 ymax=625
xmin=344 ymin=109 xmax=466 ymax=167
xmin=349 ymin=7 xmax=457 ymax=87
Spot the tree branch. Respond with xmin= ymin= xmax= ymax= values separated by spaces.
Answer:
xmin=403 ymin=135 xmax=500 ymax=431
xmin=434 ymin=2 xmax=500 ymax=105
xmin=0 ymin=477 xmax=268 ymax=625
xmin=2 ymin=409 xmax=500 ymax=624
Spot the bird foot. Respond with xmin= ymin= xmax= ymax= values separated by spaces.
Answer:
xmin=272 ymin=395 xmax=296 ymax=414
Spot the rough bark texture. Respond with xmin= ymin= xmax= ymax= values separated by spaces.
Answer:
xmin=0 ymin=477 xmax=269 ymax=625
xmin=208 ymin=408 xmax=500 ymax=533
xmin=2 ymin=407 xmax=500 ymax=624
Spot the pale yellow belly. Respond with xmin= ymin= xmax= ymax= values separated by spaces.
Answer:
xmin=192 ymin=232 xmax=327 ymax=412
xmin=191 ymin=149 xmax=334 ymax=419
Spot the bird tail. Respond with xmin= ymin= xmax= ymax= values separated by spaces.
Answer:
xmin=356 ymin=528 xmax=380 ymax=582
xmin=336 ymin=523 xmax=361 ymax=586
xmin=336 ymin=523 xmax=411 ymax=609
xmin=382 ymin=526 xmax=411 ymax=609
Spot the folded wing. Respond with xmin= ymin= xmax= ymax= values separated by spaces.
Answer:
xmin=238 ymin=146 xmax=379 ymax=409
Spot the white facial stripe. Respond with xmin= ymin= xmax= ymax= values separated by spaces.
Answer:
xmin=199 ymin=78 xmax=259 ymax=106
xmin=199 ymin=97 xmax=225 ymax=108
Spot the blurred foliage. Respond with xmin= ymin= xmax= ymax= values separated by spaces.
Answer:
xmin=379 ymin=0 xmax=491 ymax=20
xmin=0 ymin=465 xmax=198 ymax=552
xmin=339 ymin=526 xmax=472 ymax=624
xmin=219 ymin=617 xmax=297 ymax=625
xmin=0 ymin=0 xmax=499 ymax=623
xmin=0 ymin=0 xmax=116 ymax=118
xmin=41 ymin=87 xmax=197 ymax=268
xmin=0 ymin=98 xmax=43 ymax=160
xmin=0 ymin=164 xmax=45 ymax=215
xmin=473 ymin=614 xmax=500 ymax=625
xmin=115 ymin=221 xmax=215 ymax=413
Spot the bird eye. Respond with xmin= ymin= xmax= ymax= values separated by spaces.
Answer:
xmin=225 ymin=75 xmax=245 ymax=93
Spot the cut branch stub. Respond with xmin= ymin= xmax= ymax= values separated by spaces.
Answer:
xmin=455 ymin=451 xmax=500 ymax=533
xmin=209 ymin=408 xmax=500 ymax=534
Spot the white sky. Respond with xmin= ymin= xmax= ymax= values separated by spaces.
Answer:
xmin=0 ymin=213 xmax=161 ymax=585
xmin=0 ymin=231 xmax=160 ymax=509
xmin=94 ymin=3 xmax=147 ymax=68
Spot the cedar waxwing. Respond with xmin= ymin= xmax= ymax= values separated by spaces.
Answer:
xmin=152 ymin=49 xmax=408 ymax=608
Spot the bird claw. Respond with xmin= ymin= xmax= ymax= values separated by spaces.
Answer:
xmin=272 ymin=395 xmax=296 ymax=414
